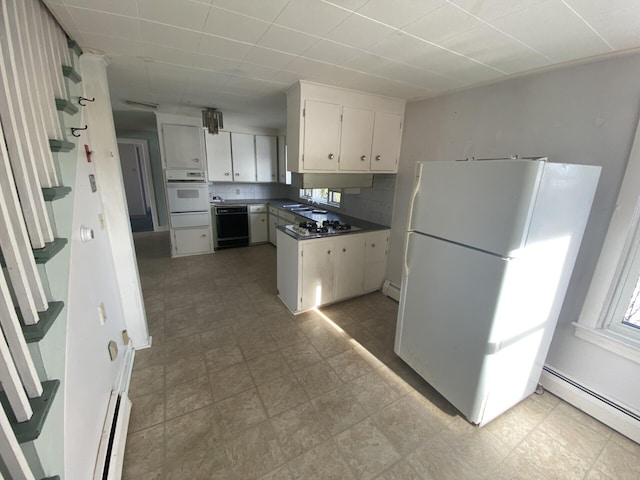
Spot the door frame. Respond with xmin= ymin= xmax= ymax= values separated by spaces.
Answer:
xmin=117 ymin=138 xmax=159 ymax=232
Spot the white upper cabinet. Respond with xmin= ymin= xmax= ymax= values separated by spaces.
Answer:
xmin=277 ymin=135 xmax=290 ymax=184
xmin=287 ymin=81 xmax=404 ymax=174
xmin=370 ymin=112 xmax=403 ymax=172
xmin=255 ymin=135 xmax=277 ymax=182
xmin=162 ymin=124 xmax=205 ymax=170
xmin=231 ymin=133 xmax=256 ymax=182
xmin=339 ymin=106 xmax=375 ymax=172
xmin=302 ymin=100 xmax=341 ymax=171
xmin=205 ymin=131 xmax=233 ymax=181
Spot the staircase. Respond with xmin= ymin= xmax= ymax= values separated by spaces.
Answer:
xmin=0 ymin=1 xmax=141 ymax=478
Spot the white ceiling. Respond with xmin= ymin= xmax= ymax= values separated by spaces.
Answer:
xmin=44 ymin=0 xmax=640 ymax=130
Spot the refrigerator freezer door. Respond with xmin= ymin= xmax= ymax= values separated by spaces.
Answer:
xmin=410 ymin=160 xmax=544 ymax=258
xmin=395 ymin=232 xmax=511 ymax=423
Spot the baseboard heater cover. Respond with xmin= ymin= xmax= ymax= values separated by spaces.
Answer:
xmin=382 ymin=280 xmax=401 ymax=302
xmin=541 ymin=366 xmax=640 ymax=443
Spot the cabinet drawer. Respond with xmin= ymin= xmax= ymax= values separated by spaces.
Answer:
xmin=279 ymin=211 xmax=295 ymax=223
xmin=249 ymin=204 xmax=267 ymax=213
xmin=269 ymin=206 xmax=279 ymax=215
xmin=174 ymin=227 xmax=212 ymax=256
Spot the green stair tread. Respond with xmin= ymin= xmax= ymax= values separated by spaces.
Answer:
xmin=0 ymin=380 xmax=60 ymax=443
xmin=62 ymin=65 xmax=82 ymax=83
xmin=34 ymin=238 xmax=68 ymax=264
xmin=66 ymin=37 xmax=83 ymax=57
xmin=19 ymin=301 xmax=64 ymax=343
xmin=42 ymin=186 xmax=72 ymax=201
xmin=49 ymin=139 xmax=75 ymax=153
xmin=54 ymin=98 xmax=79 ymax=115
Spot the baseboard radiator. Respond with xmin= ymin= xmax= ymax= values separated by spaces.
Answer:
xmin=382 ymin=280 xmax=401 ymax=302
xmin=541 ymin=366 xmax=640 ymax=443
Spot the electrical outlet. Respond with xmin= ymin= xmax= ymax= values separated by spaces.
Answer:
xmin=98 ymin=213 xmax=105 ymax=229
xmin=235 ymin=188 xmax=240 ymax=195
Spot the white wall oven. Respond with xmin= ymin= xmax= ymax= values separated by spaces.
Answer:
xmin=167 ymin=181 xmax=209 ymax=230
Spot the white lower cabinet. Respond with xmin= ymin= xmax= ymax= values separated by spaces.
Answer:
xmin=249 ymin=205 xmax=268 ymax=244
xmin=173 ymin=227 xmax=213 ymax=256
xmin=300 ymin=238 xmax=336 ymax=310
xmin=363 ymin=230 xmax=389 ymax=291
xmin=277 ymin=229 xmax=389 ymax=313
xmin=269 ymin=207 xmax=279 ymax=246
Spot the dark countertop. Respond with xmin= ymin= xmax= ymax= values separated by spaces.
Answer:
xmin=211 ymin=198 xmax=389 ymax=237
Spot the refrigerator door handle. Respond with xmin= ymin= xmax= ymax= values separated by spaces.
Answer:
xmin=403 ymin=231 xmax=413 ymax=277
xmin=406 ymin=162 xmax=423 ymax=232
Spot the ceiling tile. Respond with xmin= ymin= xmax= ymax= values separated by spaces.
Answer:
xmin=302 ymin=39 xmax=360 ymax=66
xmin=374 ymin=61 xmax=460 ymax=91
xmin=490 ymin=0 xmax=613 ymax=62
xmin=80 ymin=32 xmax=144 ymax=56
xmin=208 ymin=0 xmax=290 ymax=22
xmin=258 ymin=25 xmax=319 ymax=55
xmin=243 ymin=46 xmax=297 ymax=69
xmin=321 ymin=0 xmax=370 ymax=11
xmin=233 ymin=62 xmax=281 ymax=81
xmin=142 ymin=43 xmax=196 ymax=67
xmin=560 ymin=0 xmax=636 ymax=18
xmin=61 ymin=0 xmax=139 ymax=17
xmin=402 ymin=3 xmax=483 ymax=44
xmin=356 ymin=0 xmax=446 ymax=28
xmin=192 ymin=53 xmax=241 ymax=74
xmin=365 ymin=31 xmax=431 ymax=62
xmin=141 ymin=21 xmax=202 ymax=50
xmin=346 ymin=51 xmax=388 ymax=72
xmin=274 ymin=0 xmax=352 ymax=36
xmin=198 ymin=34 xmax=253 ymax=60
xmin=137 ymin=0 xmax=210 ymax=31
xmin=44 ymin=3 xmax=78 ymax=31
xmin=67 ymin=7 xmax=141 ymax=41
xmin=564 ymin=1 xmax=640 ymax=50
xmin=448 ymin=0 xmax=547 ymax=22
xmin=325 ymin=14 xmax=395 ymax=50
xmin=439 ymin=24 xmax=548 ymax=74
xmin=204 ymin=7 xmax=270 ymax=43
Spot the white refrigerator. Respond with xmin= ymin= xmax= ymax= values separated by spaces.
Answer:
xmin=394 ymin=159 xmax=600 ymax=425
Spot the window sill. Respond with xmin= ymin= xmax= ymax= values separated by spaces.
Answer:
xmin=573 ymin=322 xmax=640 ymax=365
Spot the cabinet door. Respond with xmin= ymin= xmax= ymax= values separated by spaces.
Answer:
xmin=339 ymin=107 xmax=374 ymax=172
xmin=162 ymin=124 xmax=205 ymax=170
xmin=256 ymin=135 xmax=277 ymax=182
xmin=277 ymin=135 xmax=290 ymax=184
xmin=302 ymin=100 xmax=341 ymax=171
xmin=173 ymin=227 xmax=212 ymax=256
xmin=301 ymin=239 xmax=335 ymax=310
xmin=231 ymin=133 xmax=256 ymax=182
xmin=363 ymin=230 xmax=389 ymax=291
xmin=371 ymin=112 xmax=402 ymax=172
xmin=269 ymin=213 xmax=278 ymax=246
xmin=205 ymin=131 xmax=233 ymax=181
xmin=250 ymin=212 xmax=269 ymax=244
xmin=335 ymin=235 xmax=366 ymax=300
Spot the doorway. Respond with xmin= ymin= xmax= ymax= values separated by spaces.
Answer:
xmin=117 ymin=138 xmax=158 ymax=232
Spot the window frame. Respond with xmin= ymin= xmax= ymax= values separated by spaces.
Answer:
xmin=299 ymin=188 xmax=342 ymax=208
xmin=574 ymin=121 xmax=640 ymax=363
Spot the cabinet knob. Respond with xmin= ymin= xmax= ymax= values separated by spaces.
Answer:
xmin=371 ymin=243 xmax=375 ymax=247
xmin=225 ymin=172 xmax=230 ymax=176
xmin=342 ymin=248 xmax=346 ymax=252
xmin=235 ymin=173 xmax=240 ymax=176
xmin=193 ymin=158 xmax=200 ymax=162
xmin=328 ymin=153 xmax=334 ymax=160
xmin=201 ymin=234 xmax=206 ymax=237
xmin=261 ymin=218 xmax=265 ymax=222
xmin=375 ymin=155 xmax=381 ymax=161
xmin=327 ymin=250 xmax=332 ymax=254
xmin=360 ymin=155 xmax=367 ymax=161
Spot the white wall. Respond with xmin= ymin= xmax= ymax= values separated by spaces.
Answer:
xmin=389 ymin=53 xmax=640 ymax=412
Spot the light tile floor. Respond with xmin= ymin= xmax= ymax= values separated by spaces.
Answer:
xmin=124 ymin=232 xmax=640 ymax=479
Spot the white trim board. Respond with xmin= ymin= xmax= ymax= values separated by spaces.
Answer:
xmin=540 ymin=366 xmax=640 ymax=443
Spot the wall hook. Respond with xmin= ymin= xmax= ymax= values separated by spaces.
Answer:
xmin=71 ymin=125 xmax=88 ymax=137
xmin=78 ymin=96 xmax=95 ymax=106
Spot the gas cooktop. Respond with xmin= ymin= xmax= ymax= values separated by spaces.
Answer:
xmin=284 ymin=220 xmax=361 ymax=239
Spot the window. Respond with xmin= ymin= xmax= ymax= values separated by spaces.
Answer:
xmin=299 ymin=188 xmax=342 ymax=207
xmin=574 ymin=121 xmax=640 ymax=362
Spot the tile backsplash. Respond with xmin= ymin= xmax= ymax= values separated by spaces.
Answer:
xmin=209 ymin=174 xmax=397 ymax=227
